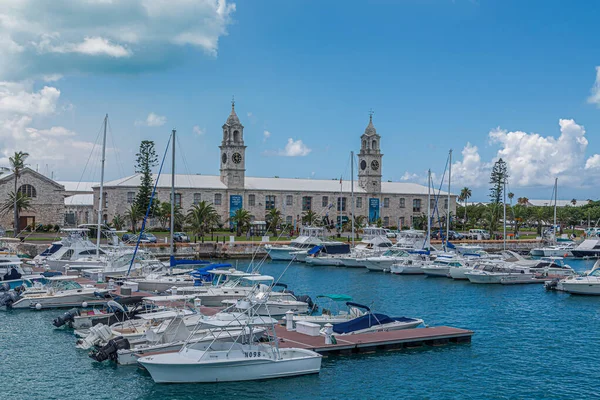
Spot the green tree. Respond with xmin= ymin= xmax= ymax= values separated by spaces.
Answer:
xmin=187 ymin=201 xmax=220 ymax=238
xmin=1 ymin=191 xmax=33 ymax=218
xmin=489 ymin=158 xmax=508 ymax=204
xmin=459 ymin=187 xmax=472 ymax=229
xmin=266 ymin=208 xmax=283 ymax=236
xmin=301 ymin=210 xmax=318 ymax=226
xmin=155 ymin=200 xmax=172 ymax=229
xmin=228 ymin=208 xmax=252 ymax=236
xmin=111 ymin=213 xmax=125 ymax=230
xmin=9 ymin=151 xmax=29 ymax=236
xmin=508 ymin=192 xmax=514 ymax=204
xmin=134 ymin=140 xmax=158 ymax=214
xmin=125 ymin=203 xmax=142 ymax=233
xmin=512 ymin=205 xmax=527 ymax=235
xmin=353 ymin=215 xmax=366 ymax=230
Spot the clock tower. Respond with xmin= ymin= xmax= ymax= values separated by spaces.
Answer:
xmin=219 ymin=100 xmax=246 ymax=189
xmin=358 ymin=113 xmax=382 ymax=193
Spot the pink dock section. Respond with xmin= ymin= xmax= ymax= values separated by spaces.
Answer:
xmin=276 ymin=325 xmax=473 ymax=355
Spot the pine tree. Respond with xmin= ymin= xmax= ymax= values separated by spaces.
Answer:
xmin=489 ymin=158 xmax=508 ymax=204
xmin=134 ymin=140 xmax=158 ymax=214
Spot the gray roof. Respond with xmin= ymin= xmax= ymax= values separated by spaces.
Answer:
xmin=362 ymin=115 xmax=378 ymax=137
xmin=57 ymin=181 xmax=98 ymax=193
xmin=99 ymin=173 xmax=454 ymax=196
xmin=225 ymin=104 xmax=241 ymax=126
xmin=65 ymin=194 xmax=94 ymax=206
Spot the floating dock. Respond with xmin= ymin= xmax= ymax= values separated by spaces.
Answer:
xmin=276 ymin=325 xmax=473 ymax=356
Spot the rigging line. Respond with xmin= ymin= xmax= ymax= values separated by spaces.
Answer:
xmin=107 ymin=117 xmax=126 ymax=179
xmin=126 ymin=133 xmax=173 ymax=277
xmin=73 ymin=117 xmax=105 ymax=192
xmin=175 ymin=135 xmax=194 ymax=188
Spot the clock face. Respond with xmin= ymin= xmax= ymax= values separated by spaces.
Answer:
xmin=232 ymin=152 xmax=242 ymax=164
xmin=221 ymin=153 xmax=227 ymax=164
xmin=360 ymin=160 xmax=367 ymax=170
xmin=371 ymin=160 xmax=379 ymax=171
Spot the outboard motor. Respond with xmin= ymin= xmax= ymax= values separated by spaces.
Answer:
xmin=0 ymin=282 xmax=10 ymax=292
xmin=89 ymin=337 xmax=130 ymax=362
xmin=52 ymin=308 xmax=81 ymax=328
xmin=296 ymin=294 xmax=316 ymax=311
xmin=0 ymin=291 xmax=20 ymax=309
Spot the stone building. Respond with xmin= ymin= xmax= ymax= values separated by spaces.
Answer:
xmin=94 ymin=103 xmax=457 ymax=229
xmin=0 ymin=168 xmax=65 ymax=231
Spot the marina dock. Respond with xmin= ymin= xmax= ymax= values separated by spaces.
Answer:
xmin=275 ymin=325 xmax=473 ymax=356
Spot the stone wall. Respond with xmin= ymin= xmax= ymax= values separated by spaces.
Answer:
xmin=0 ymin=170 xmax=65 ymax=230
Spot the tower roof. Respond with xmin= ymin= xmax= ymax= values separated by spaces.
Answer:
xmin=225 ymin=99 xmax=241 ymax=126
xmin=363 ymin=114 xmax=378 ymax=136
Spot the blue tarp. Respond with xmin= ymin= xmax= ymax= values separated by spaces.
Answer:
xmin=446 ymin=241 xmax=456 ymax=249
xmin=332 ymin=312 xmax=418 ymax=334
xmin=307 ymin=245 xmax=323 ymax=255
xmin=170 ymin=256 xmax=211 ymax=267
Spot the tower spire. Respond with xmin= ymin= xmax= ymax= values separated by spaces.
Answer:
xmin=231 ymin=95 xmax=235 ymax=111
xmin=369 ymin=108 xmax=374 ymax=122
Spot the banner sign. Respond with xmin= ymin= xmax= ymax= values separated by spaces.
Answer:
xmin=229 ymin=195 xmax=243 ymax=228
xmin=369 ymin=198 xmax=380 ymax=223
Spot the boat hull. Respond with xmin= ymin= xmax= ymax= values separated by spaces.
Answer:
xmin=390 ymin=265 xmax=424 ymax=275
xmin=561 ymin=281 xmax=600 ymax=295
xmin=138 ymin=349 xmax=322 ymax=383
xmin=422 ymin=267 xmax=450 ymax=277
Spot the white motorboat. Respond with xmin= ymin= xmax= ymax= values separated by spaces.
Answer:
xmin=265 ymin=226 xmax=327 ymax=261
xmin=390 ymin=257 xmax=428 ymax=275
xmin=9 ymin=276 xmax=110 ymax=310
xmin=43 ymin=228 xmax=109 ymax=270
xmin=337 ymin=227 xmax=394 ymax=268
xmin=465 ymin=263 xmax=533 ymax=284
xmin=422 ymin=255 xmax=474 ymax=278
xmin=330 ymin=302 xmax=424 ymax=335
xmin=528 ymin=257 xmax=575 ymax=278
xmin=363 ymin=248 xmax=412 ymax=272
xmin=305 ymin=243 xmax=352 ymax=267
xmin=285 ymin=294 xmax=364 ymax=326
xmin=550 ymin=260 xmax=600 ymax=295
xmin=137 ymin=302 xmax=322 ymax=383
xmin=530 ymin=242 xmax=576 ymax=257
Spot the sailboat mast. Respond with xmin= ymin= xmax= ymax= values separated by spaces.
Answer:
xmin=554 ymin=177 xmax=557 ymax=240
xmin=351 ymin=151 xmax=355 ymax=246
xmin=503 ymin=177 xmax=506 ymax=251
xmin=427 ymin=169 xmax=431 ymax=249
xmin=446 ymin=149 xmax=452 ymax=250
xmin=96 ymin=114 xmax=108 ymax=256
xmin=170 ymin=129 xmax=176 ymax=260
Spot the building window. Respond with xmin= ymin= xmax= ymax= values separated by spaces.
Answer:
xmin=383 ymin=198 xmax=390 ymax=208
xmin=384 ymin=216 xmax=390 ymax=226
xmin=302 ymin=196 xmax=312 ymax=211
xmin=444 ymin=199 xmax=449 ymax=209
xmin=430 ymin=199 xmax=436 ymax=210
xmin=286 ymin=216 xmax=293 ymax=225
xmin=17 ymin=184 xmax=37 ymax=198
xmin=214 ymin=193 xmax=222 ymax=205
xmin=399 ymin=198 xmax=405 ymax=208
xmin=127 ymin=192 xmax=135 ymax=204
xmin=337 ymin=197 xmax=347 ymax=212
xmin=322 ymin=196 xmax=329 ymax=207
xmin=103 ymin=192 xmax=108 ymax=208
xmin=286 ymin=195 xmax=293 ymax=206
xmin=400 ymin=217 xmax=405 ymax=228
xmin=174 ymin=193 xmax=182 ymax=207
xmin=193 ymin=193 xmax=201 ymax=205
xmin=413 ymin=199 xmax=421 ymax=213
xmin=356 ymin=197 xmax=363 ymax=208
xmin=248 ymin=194 xmax=256 ymax=206
xmin=265 ymin=195 xmax=276 ymax=210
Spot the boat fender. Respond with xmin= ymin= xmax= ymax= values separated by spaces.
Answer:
xmin=52 ymin=308 xmax=81 ymax=328
xmin=89 ymin=336 xmax=130 ymax=362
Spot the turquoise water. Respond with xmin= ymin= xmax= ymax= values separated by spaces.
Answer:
xmin=2 ymin=259 xmax=599 ymax=399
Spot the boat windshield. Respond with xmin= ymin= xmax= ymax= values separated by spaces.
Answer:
xmin=53 ymin=280 xmax=83 ymax=290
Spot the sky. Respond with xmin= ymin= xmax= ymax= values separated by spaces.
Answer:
xmin=2 ymin=0 xmax=600 ymax=202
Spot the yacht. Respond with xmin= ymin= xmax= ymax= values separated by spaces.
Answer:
xmin=547 ymin=260 xmax=600 ymax=294
xmin=390 ymin=253 xmax=431 ymax=275
xmin=422 ymin=254 xmax=474 ymax=278
xmin=337 ymin=227 xmax=394 ymax=268
xmin=305 ymin=243 xmax=352 ymax=266
xmin=363 ymin=248 xmax=412 ymax=272
xmin=43 ymin=228 xmax=107 ymax=270
xmin=265 ymin=227 xmax=327 ymax=261
xmin=0 ymin=255 xmax=45 ymax=289
xmin=8 ymin=276 xmax=111 ymax=310
xmin=284 ymin=294 xmax=364 ymax=326
xmin=331 ymin=302 xmax=424 ymax=334
xmin=528 ymin=257 xmax=575 ymax=278
xmin=570 ymin=239 xmax=600 ymax=258
xmin=465 ymin=262 xmax=533 ymax=284
xmin=137 ymin=303 xmax=322 ymax=383
xmin=530 ymin=242 xmax=576 ymax=257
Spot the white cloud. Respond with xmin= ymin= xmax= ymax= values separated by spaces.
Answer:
xmin=586 ymin=154 xmax=600 ymax=170
xmin=400 ymin=172 xmax=419 ymax=181
xmin=401 ymin=119 xmax=598 ymax=189
xmin=588 ymin=66 xmax=600 ymax=106
xmin=263 ymin=130 xmax=271 ymax=142
xmin=0 ymin=82 xmax=100 ymax=174
xmin=0 ymin=0 xmax=236 ymax=80
xmin=135 ymin=112 xmax=166 ymax=127
xmin=193 ymin=125 xmax=205 ymax=135
xmin=278 ymin=138 xmax=311 ymax=157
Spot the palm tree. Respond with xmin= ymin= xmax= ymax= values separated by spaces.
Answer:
xmin=301 ymin=210 xmax=318 ymax=226
xmin=0 ymin=191 xmax=33 ymax=218
xmin=266 ymin=208 xmax=283 ymax=236
xmin=459 ymin=187 xmax=472 ymax=230
xmin=508 ymin=192 xmax=514 ymax=205
xmin=186 ymin=201 xmax=220 ymax=239
xmin=228 ymin=208 xmax=252 ymax=236
xmin=512 ymin=205 xmax=527 ymax=236
xmin=518 ymin=197 xmax=529 ymax=206
xmin=111 ymin=214 xmax=125 ymax=231
xmin=353 ymin=215 xmax=366 ymax=230
xmin=9 ymin=151 xmax=29 ymax=236
xmin=125 ymin=203 xmax=142 ymax=233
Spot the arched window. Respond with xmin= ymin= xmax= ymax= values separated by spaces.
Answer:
xmin=372 ymin=140 xmax=377 ymax=150
xmin=18 ymin=184 xmax=36 ymax=198
xmin=362 ymin=140 xmax=367 ymax=149
xmin=233 ymin=130 xmax=240 ymax=142
xmin=223 ymin=129 xmax=228 ymax=142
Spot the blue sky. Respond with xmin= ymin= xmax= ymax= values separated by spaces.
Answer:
xmin=2 ymin=0 xmax=600 ymax=201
